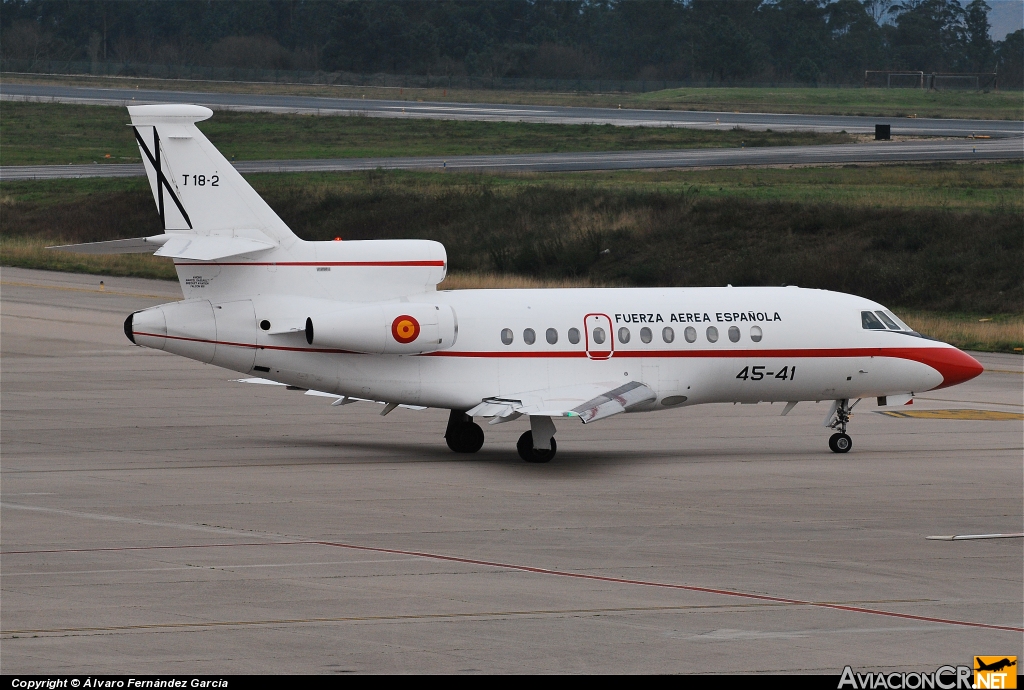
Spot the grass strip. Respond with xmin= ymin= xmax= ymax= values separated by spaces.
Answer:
xmin=3 ymin=166 xmax=1020 ymax=313
xmin=0 ymin=236 xmax=178 ymax=281
xmin=6 ymin=73 xmax=1022 ymax=120
xmin=4 ymin=162 xmax=1020 ymax=213
xmin=0 ymin=101 xmax=855 ymax=166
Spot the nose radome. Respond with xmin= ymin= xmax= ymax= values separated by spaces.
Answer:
xmin=920 ymin=347 xmax=984 ymax=390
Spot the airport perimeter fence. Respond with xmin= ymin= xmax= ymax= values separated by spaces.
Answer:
xmin=3 ymin=58 xmax=874 ymax=92
xmin=863 ymin=70 xmax=1000 ymax=90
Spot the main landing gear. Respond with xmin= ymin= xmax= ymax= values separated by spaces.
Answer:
xmin=517 ymin=432 xmax=557 ymax=463
xmin=826 ymin=399 xmax=856 ymax=453
xmin=445 ymin=410 xmax=484 ymax=454
xmin=444 ymin=410 xmax=559 ymax=462
xmin=517 ymin=416 xmax=558 ymax=463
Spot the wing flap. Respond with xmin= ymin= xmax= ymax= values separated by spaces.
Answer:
xmin=467 ymin=381 xmax=656 ymax=423
xmin=571 ymin=381 xmax=657 ymax=423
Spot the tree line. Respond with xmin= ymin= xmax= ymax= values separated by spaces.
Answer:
xmin=2 ymin=0 xmax=1021 ymax=86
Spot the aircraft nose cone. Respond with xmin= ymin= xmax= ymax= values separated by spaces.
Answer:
xmin=923 ymin=347 xmax=984 ymax=390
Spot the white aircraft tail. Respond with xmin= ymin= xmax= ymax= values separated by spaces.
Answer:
xmin=128 ymin=104 xmax=297 ymax=249
xmin=49 ymin=104 xmax=448 ymax=302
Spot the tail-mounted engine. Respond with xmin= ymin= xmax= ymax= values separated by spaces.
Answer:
xmin=306 ymin=302 xmax=457 ymax=355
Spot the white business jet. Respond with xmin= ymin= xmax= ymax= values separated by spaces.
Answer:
xmin=54 ymin=105 xmax=984 ymax=462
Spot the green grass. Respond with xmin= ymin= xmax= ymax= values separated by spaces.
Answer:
xmin=248 ymin=162 xmax=1024 ymax=214
xmin=3 ymin=163 xmax=1020 ymax=315
xmin=0 ymin=101 xmax=855 ymax=166
xmin=3 ymin=162 xmax=1019 ymax=212
xmin=6 ymin=73 xmax=1021 ymax=120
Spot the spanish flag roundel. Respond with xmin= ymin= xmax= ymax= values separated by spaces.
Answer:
xmin=391 ymin=315 xmax=420 ymax=344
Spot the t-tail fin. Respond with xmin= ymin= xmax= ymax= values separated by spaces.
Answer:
xmin=127 ymin=104 xmax=298 ymax=248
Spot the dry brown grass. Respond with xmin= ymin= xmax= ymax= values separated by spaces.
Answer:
xmin=439 ymin=272 xmax=600 ymax=290
xmin=0 ymin=237 xmax=178 ymax=281
xmin=898 ymin=311 xmax=1024 ymax=354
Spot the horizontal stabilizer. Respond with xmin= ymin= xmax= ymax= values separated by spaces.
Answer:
xmin=153 ymin=235 xmax=276 ymax=261
xmin=49 ymin=233 xmax=276 ymax=261
xmin=47 ymin=236 xmax=170 ymax=255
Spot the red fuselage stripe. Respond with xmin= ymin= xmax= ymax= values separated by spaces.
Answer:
xmin=133 ymin=331 xmax=948 ymax=362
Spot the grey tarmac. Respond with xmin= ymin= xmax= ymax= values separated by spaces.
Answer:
xmin=3 ymin=83 xmax=1023 ymax=137
xmin=2 ymin=136 xmax=1021 ymax=181
xmin=1 ymin=267 xmax=1021 ymax=674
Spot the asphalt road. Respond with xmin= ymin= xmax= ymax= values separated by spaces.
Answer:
xmin=3 ymin=82 xmax=1023 ymax=137
xmin=3 ymin=136 xmax=1021 ymax=180
xmin=2 ymin=267 xmax=1021 ymax=673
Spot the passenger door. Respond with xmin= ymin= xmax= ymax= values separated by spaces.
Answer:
xmin=584 ymin=313 xmax=614 ymax=360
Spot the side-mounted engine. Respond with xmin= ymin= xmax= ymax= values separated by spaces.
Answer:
xmin=125 ymin=298 xmax=458 ymax=372
xmin=305 ymin=302 xmax=457 ymax=355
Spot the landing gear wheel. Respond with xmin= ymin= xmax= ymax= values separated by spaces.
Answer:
xmin=446 ymin=422 xmax=484 ymax=453
xmin=828 ymin=432 xmax=852 ymax=453
xmin=517 ymin=431 xmax=557 ymax=463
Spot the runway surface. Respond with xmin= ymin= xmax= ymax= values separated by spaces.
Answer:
xmin=3 ymin=136 xmax=1021 ymax=180
xmin=4 ymin=83 xmax=1023 ymax=137
xmin=2 ymin=267 xmax=1022 ymax=673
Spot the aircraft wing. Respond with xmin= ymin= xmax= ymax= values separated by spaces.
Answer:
xmin=234 ymin=378 xmax=426 ymax=411
xmin=467 ymin=381 xmax=656 ymax=424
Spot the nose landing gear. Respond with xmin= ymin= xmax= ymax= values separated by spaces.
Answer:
xmin=825 ymin=399 xmax=857 ymax=453
xmin=828 ymin=432 xmax=852 ymax=453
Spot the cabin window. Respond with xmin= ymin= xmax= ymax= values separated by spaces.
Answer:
xmin=684 ymin=326 xmax=697 ymax=343
xmin=750 ymin=326 xmax=763 ymax=342
xmin=568 ymin=327 xmax=581 ymax=344
xmin=662 ymin=327 xmax=675 ymax=343
xmin=523 ymin=328 xmax=536 ymax=345
xmin=706 ymin=326 xmax=719 ymax=343
xmin=640 ymin=327 xmax=653 ymax=344
xmin=501 ymin=328 xmax=513 ymax=345
xmin=618 ymin=327 xmax=630 ymax=344
xmin=592 ymin=327 xmax=606 ymax=345
xmin=861 ymin=311 xmax=886 ymax=330
xmin=875 ymin=311 xmax=901 ymax=330
xmin=728 ymin=326 xmax=741 ymax=343
xmin=546 ymin=328 xmax=558 ymax=344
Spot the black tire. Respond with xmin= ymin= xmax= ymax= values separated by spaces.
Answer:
xmin=446 ymin=422 xmax=484 ymax=453
xmin=517 ymin=431 xmax=557 ymax=463
xmin=829 ymin=432 xmax=852 ymax=454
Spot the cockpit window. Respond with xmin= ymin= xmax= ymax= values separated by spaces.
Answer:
xmin=875 ymin=311 xmax=901 ymax=330
xmin=883 ymin=310 xmax=911 ymax=331
xmin=861 ymin=311 xmax=886 ymax=329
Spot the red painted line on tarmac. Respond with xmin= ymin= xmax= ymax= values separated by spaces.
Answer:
xmin=4 ymin=538 xmax=1017 ymax=631
xmin=0 ymin=541 xmax=303 ymax=555
xmin=309 ymin=540 xmax=1023 ymax=633
xmin=173 ymin=261 xmax=445 ymax=267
